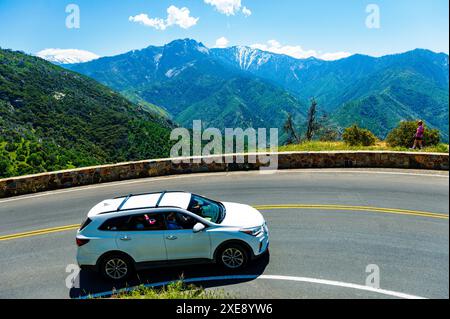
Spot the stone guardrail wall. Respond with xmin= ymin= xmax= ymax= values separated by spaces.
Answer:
xmin=0 ymin=151 xmax=448 ymax=198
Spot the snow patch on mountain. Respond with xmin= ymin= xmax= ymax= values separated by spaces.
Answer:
xmin=165 ymin=62 xmax=194 ymax=78
xmin=234 ymin=46 xmax=272 ymax=70
xmin=36 ymin=49 xmax=100 ymax=64
xmin=196 ymin=45 xmax=210 ymax=55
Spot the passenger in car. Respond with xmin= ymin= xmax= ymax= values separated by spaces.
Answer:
xmin=166 ymin=213 xmax=183 ymax=230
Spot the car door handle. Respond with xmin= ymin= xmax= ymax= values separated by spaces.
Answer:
xmin=166 ymin=235 xmax=178 ymax=240
xmin=120 ymin=236 xmax=132 ymax=241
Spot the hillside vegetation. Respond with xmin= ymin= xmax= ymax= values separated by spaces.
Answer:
xmin=0 ymin=49 xmax=173 ymax=178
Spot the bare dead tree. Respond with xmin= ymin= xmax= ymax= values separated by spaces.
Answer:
xmin=305 ymin=98 xmax=319 ymax=141
xmin=283 ymin=113 xmax=301 ymax=145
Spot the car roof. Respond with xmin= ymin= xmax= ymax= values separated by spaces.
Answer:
xmin=87 ymin=191 xmax=192 ymax=218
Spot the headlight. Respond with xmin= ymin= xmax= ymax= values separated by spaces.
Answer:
xmin=240 ymin=226 xmax=264 ymax=236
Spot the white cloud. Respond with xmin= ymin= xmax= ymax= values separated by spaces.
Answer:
xmin=166 ymin=6 xmax=199 ymax=29
xmin=215 ymin=37 xmax=230 ymax=48
xmin=204 ymin=0 xmax=251 ymax=17
xmin=129 ymin=5 xmax=198 ymax=30
xmin=129 ymin=13 xmax=167 ymax=30
xmin=242 ymin=6 xmax=252 ymax=17
xmin=319 ymin=51 xmax=353 ymax=61
xmin=204 ymin=0 xmax=241 ymax=15
xmin=36 ymin=48 xmax=100 ymax=64
xmin=251 ymin=40 xmax=351 ymax=61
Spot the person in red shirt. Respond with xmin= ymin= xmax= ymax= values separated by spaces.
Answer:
xmin=411 ymin=120 xmax=425 ymax=150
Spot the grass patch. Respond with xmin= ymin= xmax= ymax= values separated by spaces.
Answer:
xmin=112 ymin=280 xmax=231 ymax=299
xmin=278 ymin=141 xmax=449 ymax=153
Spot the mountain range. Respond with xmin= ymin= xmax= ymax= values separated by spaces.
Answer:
xmin=65 ymin=39 xmax=449 ymax=141
xmin=65 ymin=39 xmax=307 ymax=138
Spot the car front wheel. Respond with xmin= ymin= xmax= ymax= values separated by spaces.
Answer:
xmin=219 ymin=244 xmax=249 ymax=270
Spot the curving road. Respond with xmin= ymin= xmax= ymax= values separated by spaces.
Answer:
xmin=0 ymin=169 xmax=448 ymax=299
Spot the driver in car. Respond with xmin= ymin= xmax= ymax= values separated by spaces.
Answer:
xmin=190 ymin=199 xmax=202 ymax=215
xmin=190 ymin=199 xmax=212 ymax=219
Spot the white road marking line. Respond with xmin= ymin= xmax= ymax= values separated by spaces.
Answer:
xmin=1 ymin=169 xmax=447 ymax=205
xmin=78 ymin=274 xmax=426 ymax=299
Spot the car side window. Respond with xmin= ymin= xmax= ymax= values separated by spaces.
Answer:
xmin=127 ymin=213 xmax=166 ymax=231
xmin=99 ymin=216 xmax=130 ymax=231
xmin=99 ymin=213 xmax=166 ymax=231
xmin=165 ymin=212 xmax=198 ymax=230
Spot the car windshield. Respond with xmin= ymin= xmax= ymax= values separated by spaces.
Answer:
xmin=187 ymin=195 xmax=225 ymax=224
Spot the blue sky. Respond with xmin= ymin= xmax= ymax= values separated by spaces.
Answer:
xmin=0 ymin=0 xmax=448 ymax=61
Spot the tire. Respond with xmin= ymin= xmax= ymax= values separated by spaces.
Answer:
xmin=100 ymin=254 xmax=134 ymax=281
xmin=218 ymin=244 xmax=249 ymax=270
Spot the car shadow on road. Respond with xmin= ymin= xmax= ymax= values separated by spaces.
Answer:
xmin=69 ymin=252 xmax=270 ymax=299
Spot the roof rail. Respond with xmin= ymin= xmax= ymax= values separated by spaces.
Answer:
xmin=113 ymin=191 xmax=160 ymax=199
xmin=155 ymin=191 xmax=167 ymax=208
xmin=108 ymin=191 xmax=191 ymax=214
xmin=117 ymin=195 xmax=132 ymax=211
xmin=113 ymin=190 xmax=187 ymax=199
xmin=98 ymin=205 xmax=185 ymax=216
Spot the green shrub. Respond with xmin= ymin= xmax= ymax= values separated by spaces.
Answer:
xmin=16 ymin=162 xmax=34 ymax=176
xmin=318 ymin=128 xmax=340 ymax=142
xmin=4 ymin=143 xmax=17 ymax=152
xmin=114 ymin=280 xmax=230 ymax=299
xmin=0 ymin=157 xmax=9 ymax=176
xmin=386 ymin=121 xmax=440 ymax=148
xmin=342 ymin=125 xmax=377 ymax=146
xmin=27 ymin=153 xmax=44 ymax=167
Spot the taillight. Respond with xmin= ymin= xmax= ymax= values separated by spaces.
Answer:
xmin=76 ymin=238 xmax=90 ymax=247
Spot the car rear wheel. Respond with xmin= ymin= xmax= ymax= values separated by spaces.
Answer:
xmin=100 ymin=254 xmax=133 ymax=281
xmin=219 ymin=244 xmax=249 ymax=270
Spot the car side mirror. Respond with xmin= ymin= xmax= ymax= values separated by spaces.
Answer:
xmin=193 ymin=223 xmax=206 ymax=233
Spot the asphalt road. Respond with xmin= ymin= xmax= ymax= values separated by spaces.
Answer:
xmin=0 ymin=169 xmax=448 ymax=299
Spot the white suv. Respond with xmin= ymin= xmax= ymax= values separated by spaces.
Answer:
xmin=76 ymin=191 xmax=269 ymax=281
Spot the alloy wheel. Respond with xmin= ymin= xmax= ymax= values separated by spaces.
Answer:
xmin=222 ymin=247 xmax=245 ymax=269
xmin=104 ymin=258 xmax=128 ymax=280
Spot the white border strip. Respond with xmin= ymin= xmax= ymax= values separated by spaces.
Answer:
xmin=78 ymin=274 xmax=427 ymax=300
